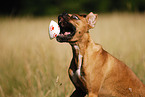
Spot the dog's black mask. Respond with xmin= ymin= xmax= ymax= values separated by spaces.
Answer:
xmin=56 ymin=12 xmax=76 ymax=42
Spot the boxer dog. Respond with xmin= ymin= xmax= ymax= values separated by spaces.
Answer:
xmin=56 ymin=12 xmax=145 ymax=97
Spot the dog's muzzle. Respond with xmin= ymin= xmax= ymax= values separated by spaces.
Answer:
xmin=56 ymin=12 xmax=76 ymax=42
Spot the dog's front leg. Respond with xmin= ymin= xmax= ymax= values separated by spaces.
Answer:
xmin=69 ymin=45 xmax=87 ymax=96
xmin=69 ymin=68 xmax=87 ymax=97
xmin=69 ymin=54 xmax=87 ymax=92
xmin=70 ymin=89 xmax=86 ymax=97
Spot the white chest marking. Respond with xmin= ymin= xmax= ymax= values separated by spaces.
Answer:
xmin=74 ymin=45 xmax=82 ymax=70
xmin=73 ymin=45 xmax=85 ymax=80
xmin=74 ymin=45 xmax=80 ymax=50
xmin=128 ymin=88 xmax=132 ymax=92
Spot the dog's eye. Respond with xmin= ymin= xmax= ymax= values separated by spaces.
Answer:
xmin=72 ymin=15 xmax=79 ymax=20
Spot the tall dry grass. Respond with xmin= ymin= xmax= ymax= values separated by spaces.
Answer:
xmin=0 ymin=13 xmax=145 ymax=97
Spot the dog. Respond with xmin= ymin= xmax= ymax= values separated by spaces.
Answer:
xmin=56 ymin=12 xmax=145 ymax=97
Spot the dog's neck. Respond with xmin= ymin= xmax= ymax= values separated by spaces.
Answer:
xmin=70 ymin=32 xmax=92 ymax=56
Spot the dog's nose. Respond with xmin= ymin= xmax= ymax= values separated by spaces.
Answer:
xmin=58 ymin=12 xmax=70 ymax=24
xmin=62 ymin=12 xmax=68 ymax=16
xmin=59 ymin=12 xmax=69 ymax=19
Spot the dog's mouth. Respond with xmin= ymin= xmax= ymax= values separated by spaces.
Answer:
xmin=56 ymin=13 xmax=76 ymax=42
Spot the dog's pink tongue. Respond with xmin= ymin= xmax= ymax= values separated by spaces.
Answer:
xmin=64 ymin=32 xmax=71 ymax=35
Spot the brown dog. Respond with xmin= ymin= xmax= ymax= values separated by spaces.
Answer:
xmin=56 ymin=12 xmax=145 ymax=97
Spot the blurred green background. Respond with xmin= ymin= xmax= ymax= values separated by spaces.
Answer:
xmin=0 ymin=0 xmax=145 ymax=16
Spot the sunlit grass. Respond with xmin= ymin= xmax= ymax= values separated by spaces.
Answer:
xmin=0 ymin=13 xmax=145 ymax=97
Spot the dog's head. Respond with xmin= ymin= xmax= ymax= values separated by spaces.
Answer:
xmin=56 ymin=12 xmax=98 ymax=43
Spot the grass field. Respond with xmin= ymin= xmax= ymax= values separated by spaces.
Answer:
xmin=0 ymin=13 xmax=145 ymax=97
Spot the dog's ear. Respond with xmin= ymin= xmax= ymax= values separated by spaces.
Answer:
xmin=86 ymin=12 xmax=98 ymax=29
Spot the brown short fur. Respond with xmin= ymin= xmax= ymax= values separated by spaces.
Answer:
xmin=57 ymin=12 xmax=145 ymax=97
